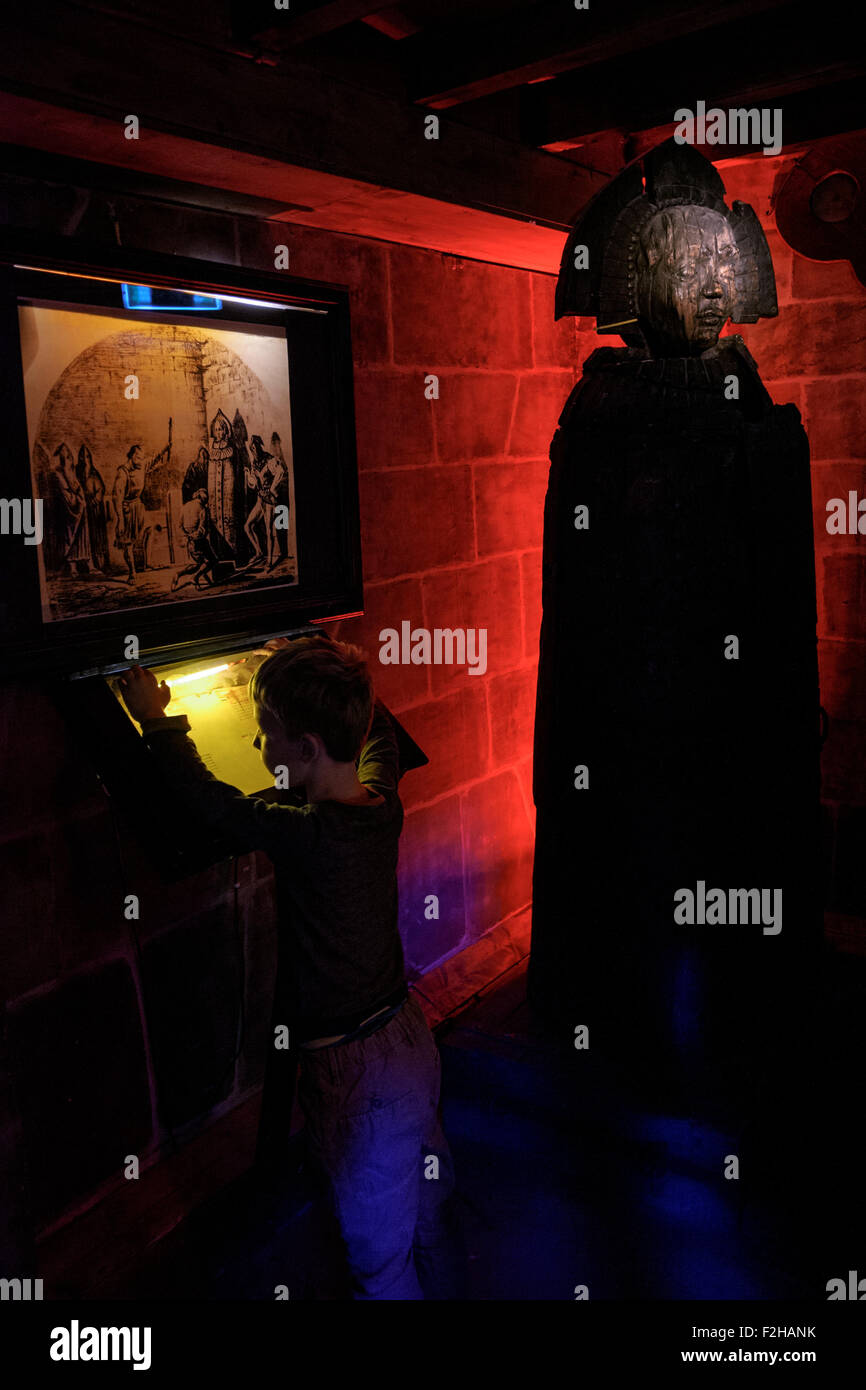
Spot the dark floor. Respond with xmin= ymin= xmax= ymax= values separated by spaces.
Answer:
xmin=116 ymin=951 xmax=865 ymax=1300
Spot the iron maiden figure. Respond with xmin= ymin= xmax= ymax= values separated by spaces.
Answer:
xmin=529 ymin=142 xmax=821 ymax=1108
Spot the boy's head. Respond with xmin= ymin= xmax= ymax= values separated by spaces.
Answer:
xmin=249 ymin=636 xmax=374 ymax=783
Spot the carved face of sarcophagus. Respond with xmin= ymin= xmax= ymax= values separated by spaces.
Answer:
xmin=555 ymin=137 xmax=777 ymax=353
xmin=636 ymin=205 xmax=740 ymax=354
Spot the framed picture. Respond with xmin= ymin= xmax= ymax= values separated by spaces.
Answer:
xmin=0 ymin=234 xmax=363 ymax=677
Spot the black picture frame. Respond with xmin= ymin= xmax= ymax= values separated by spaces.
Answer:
xmin=0 ymin=232 xmax=363 ymax=679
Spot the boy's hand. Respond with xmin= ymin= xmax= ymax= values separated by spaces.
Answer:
xmin=118 ymin=665 xmax=171 ymax=723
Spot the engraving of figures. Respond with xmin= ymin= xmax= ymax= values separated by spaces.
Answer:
xmin=232 ymin=408 xmax=254 ymax=567
xmin=76 ymin=444 xmax=109 ymax=574
xmin=20 ymin=309 xmax=298 ymax=621
xmin=171 ymin=488 xmax=220 ymax=593
xmin=270 ymin=432 xmax=289 ymax=564
xmin=208 ymin=409 xmax=244 ymax=559
xmin=180 ymin=445 xmax=235 ymax=566
xmin=51 ymin=442 xmax=93 ymax=575
xmin=112 ymin=433 xmax=171 ymax=584
xmin=242 ymin=434 xmax=286 ymax=573
xmin=182 ymin=445 xmax=210 ymax=503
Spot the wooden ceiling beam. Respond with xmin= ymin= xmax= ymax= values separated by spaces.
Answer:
xmin=525 ymin=3 xmax=865 ymax=151
xmin=0 ymin=1 xmax=608 ymax=236
xmin=407 ymin=0 xmax=794 ymax=108
xmin=249 ymin=1 xmax=402 ymax=48
xmin=362 ymin=8 xmax=421 ymax=41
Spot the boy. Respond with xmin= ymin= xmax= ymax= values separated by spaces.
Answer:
xmin=118 ymin=635 xmax=462 ymax=1300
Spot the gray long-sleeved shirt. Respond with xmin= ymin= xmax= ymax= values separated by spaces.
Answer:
xmin=139 ymin=700 xmax=407 ymax=1042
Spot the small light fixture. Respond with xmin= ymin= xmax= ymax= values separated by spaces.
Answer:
xmin=121 ymin=284 xmax=223 ymax=311
xmin=167 ymin=664 xmax=230 ymax=687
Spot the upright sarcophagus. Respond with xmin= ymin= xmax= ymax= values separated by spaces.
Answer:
xmin=529 ymin=142 xmax=822 ymax=1096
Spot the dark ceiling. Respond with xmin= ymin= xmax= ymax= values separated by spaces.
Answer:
xmin=1 ymin=0 xmax=863 ymax=270
xmin=230 ymin=0 xmax=866 ymax=169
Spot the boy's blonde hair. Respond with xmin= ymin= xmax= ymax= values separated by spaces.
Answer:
xmin=249 ymin=636 xmax=374 ymax=762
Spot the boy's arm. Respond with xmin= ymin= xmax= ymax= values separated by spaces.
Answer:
xmin=116 ymin=669 xmax=308 ymax=861
xmin=138 ymin=712 xmax=310 ymax=859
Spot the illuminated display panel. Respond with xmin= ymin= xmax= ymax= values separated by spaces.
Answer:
xmin=0 ymin=240 xmax=363 ymax=678
xmin=19 ymin=300 xmax=299 ymax=626
xmin=107 ymin=647 xmax=272 ymax=795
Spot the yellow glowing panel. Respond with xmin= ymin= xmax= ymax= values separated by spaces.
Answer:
xmin=112 ymin=650 xmax=272 ymax=795
xmin=164 ymin=683 xmax=268 ymax=793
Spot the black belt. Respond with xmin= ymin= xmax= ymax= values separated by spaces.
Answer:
xmin=332 ymin=997 xmax=407 ymax=1047
xmin=294 ymin=983 xmax=409 ymax=1046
